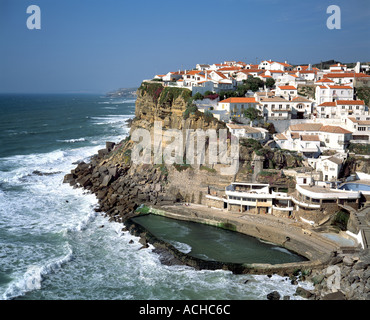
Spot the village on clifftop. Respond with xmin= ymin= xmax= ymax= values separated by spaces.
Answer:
xmin=144 ymin=59 xmax=370 ymax=250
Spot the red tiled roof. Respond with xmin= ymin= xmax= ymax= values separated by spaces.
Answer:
xmin=318 ymin=102 xmax=336 ymax=107
xmin=301 ymin=135 xmax=320 ymax=141
xmin=320 ymin=125 xmax=352 ymax=134
xmin=278 ymin=85 xmax=297 ymax=90
xmin=328 ymin=85 xmax=353 ymax=89
xmin=219 ymin=97 xmax=258 ymax=104
xmin=336 ymin=100 xmax=365 ymax=105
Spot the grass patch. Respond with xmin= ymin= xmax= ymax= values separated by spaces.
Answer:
xmin=200 ymin=165 xmax=216 ymax=173
xmin=136 ymin=205 xmax=150 ymax=214
xmin=332 ymin=210 xmax=350 ymax=231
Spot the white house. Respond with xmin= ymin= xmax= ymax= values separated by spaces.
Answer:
xmin=329 ymin=63 xmax=348 ymax=72
xmin=319 ymin=125 xmax=352 ymax=151
xmin=290 ymin=96 xmax=313 ymax=119
xmin=275 ymin=85 xmax=298 ymax=100
xmin=315 ymin=84 xmax=354 ymax=104
xmin=226 ymin=124 xmax=268 ymax=141
xmin=258 ymin=60 xmax=292 ymax=71
xmin=274 ymin=123 xmax=353 ymax=154
xmin=216 ymin=97 xmax=260 ymax=120
xmin=311 ymin=156 xmax=344 ymax=182
xmin=345 ymin=116 xmax=370 ymax=143
xmin=315 ymin=99 xmax=366 ymax=119
xmin=258 ymin=96 xmax=291 ymax=120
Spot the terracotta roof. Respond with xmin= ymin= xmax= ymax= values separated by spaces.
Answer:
xmin=278 ymin=85 xmax=297 ymax=90
xmin=315 ymin=78 xmax=334 ymax=83
xmin=318 ymin=101 xmax=336 ymax=107
xmin=336 ymin=100 xmax=365 ymax=105
xmin=301 ymin=135 xmax=320 ymax=141
xmin=320 ymin=125 xmax=352 ymax=134
xmin=275 ymin=133 xmax=287 ymax=140
xmin=291 ymin=96 xmax=312 ymax=103
xmin=347 ymin=117 xmax=370 ymax=125
xmin=291 ymin=132 xmax=299 ymax=139
xmin=290 ymin=123 xmax=323 ymax=131
xmin=324 ymin=72 xmax=370 ymax=79
xmin=259 ymin=97 xmax=289 ymax=102
xmin=328 ymin=85 xmax=353 ymax=89
xmin=219 ymin=97 xmax=258 ymax=104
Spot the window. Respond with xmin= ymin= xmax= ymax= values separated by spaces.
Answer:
xmin=356 ymin=106 xmax=359 ymax=110
xmin=358 ymin=127 xmax=366 ymax=131
xmin=279 ymin=113 xmax=282 ymax=117
xmin=342 ymin=106 xmax=345 ymax=109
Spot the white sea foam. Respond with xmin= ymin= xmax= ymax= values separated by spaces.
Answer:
xmin=57 ymin=138 xmax=86 ymax=143
xmin=1 ymin=244 xmax=73 ymax=300
xmin=169 ymin=240 xmax=192 ymax=254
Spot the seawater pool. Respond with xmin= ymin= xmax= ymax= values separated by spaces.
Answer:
xmin=132 ymin=214 xmax=307 ymax=265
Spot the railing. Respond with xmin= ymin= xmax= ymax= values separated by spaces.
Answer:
xmin=291 ymin=196 xmax=321 ymax=209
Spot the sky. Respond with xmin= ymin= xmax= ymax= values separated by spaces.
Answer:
xmin=0 ymin=0 xmax=369 ymax=94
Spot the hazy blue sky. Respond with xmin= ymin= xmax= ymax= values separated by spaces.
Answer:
xmin=0 ymin=0 xmax=369 ymax=93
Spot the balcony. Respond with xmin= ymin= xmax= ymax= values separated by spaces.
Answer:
xmin=291 ymin=196 xmax=321 ymax=209
xmin=272 ymin=206 xmax=294 ymax=212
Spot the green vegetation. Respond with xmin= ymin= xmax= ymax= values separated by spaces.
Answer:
xmin=200 ymin=165 xmax=217 ymax=173
xmin=183 ymin=102 xmax=198 ymax=119
xmin=259 ymin=171 xmax=279 ymax=177
xmin=173 ymin=163 xmax=192 ymax=172
xmin=218 ymin=222 xmax=237 ymax=231
xmin=332 ymin=210 xmax=350 ymax=231
xmin=192 ymin=92 xmax=204 ymax=100
xmin=348 ymin=143 xmax=370 ymax=155
xmin=219 ymin=76 xmax=264 ymax=99
xmin=158 ymin=86 xmax=192 ymax=107
xmin=244 ymin=107 xmax=262 ymax=122
xmin=203 ymin=110 xmax=215 ymax=123
xmin=136 ymin=205 xmax=151 ymax=214
xmin=265 ymin=77 xmax=275 ymax=89
xmin=356 ymin=87 xmax=370 ymax=106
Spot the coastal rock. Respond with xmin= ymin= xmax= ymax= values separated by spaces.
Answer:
xmin=267 ymin=291 xmax=281 ymax=300
xmin=322 ymin=291 xmax=346 ymax=300
xmin=295 ymin=287 xmax=313 ymax=299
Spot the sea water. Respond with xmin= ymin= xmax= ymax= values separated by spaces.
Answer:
xmin=0 ymin=94 xmax=313 ymax=300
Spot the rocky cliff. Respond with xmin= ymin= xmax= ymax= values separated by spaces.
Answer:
xmin=64 ymin=82 xmax=304 ymax=223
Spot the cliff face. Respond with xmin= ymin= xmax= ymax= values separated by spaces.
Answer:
xmin=64 ymin=82 xmax=305 ymax=224
xmin=132 ymin=82 xmax=226 ymax=133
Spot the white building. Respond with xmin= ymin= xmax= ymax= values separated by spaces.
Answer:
xmin=227 ymin=123 xmax=268 ymax=141
xmin=274 ymin=123 xmax=353 ymax=155
xmin=345 ymin=116 xmax=370 ymax=143
xmin=313 ymin=156 xmax=343 ymax=182
xmin=258 ymin=60 xmax=293 ymax=71
xmin=315 ymin=99 xmax=366 ymax=119
xmin=216 ymin=97 xmax=260 ymax=120
xmin=315 ymin=84 xmax=354 ymax=104
xmin=275 ymin=85 xmax=298 ymax=100
xmin=258 ymin=96 xmax=291 ymax=120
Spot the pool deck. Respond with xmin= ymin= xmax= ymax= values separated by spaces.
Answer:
xmin=143 ymin=203 xmax=353 ymax=274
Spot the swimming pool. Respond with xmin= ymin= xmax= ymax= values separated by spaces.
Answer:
xmin=339 ymin=183 xmax=370 ymax=193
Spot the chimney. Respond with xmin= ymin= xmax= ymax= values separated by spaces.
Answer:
xmin=308 ymin=64 xmax=312 ymax=71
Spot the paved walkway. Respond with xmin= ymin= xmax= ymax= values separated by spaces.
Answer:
xmin=356 ymin=206 xmax=370 ymax=249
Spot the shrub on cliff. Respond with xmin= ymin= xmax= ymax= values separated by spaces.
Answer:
xmin=159 ymin=87 xmax=192 ymax=107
